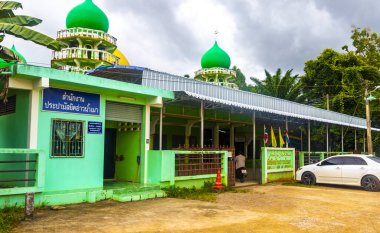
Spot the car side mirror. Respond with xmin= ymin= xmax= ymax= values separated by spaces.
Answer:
xmin=316 ymin=163 xmax=322 ymax=166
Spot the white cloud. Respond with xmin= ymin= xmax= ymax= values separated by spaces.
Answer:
xmin=5 ymin=0 xmax=380 ymax=81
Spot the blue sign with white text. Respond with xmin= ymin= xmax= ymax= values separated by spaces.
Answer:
xmin=88 ymin=121 xmax=103 ymax=134
xmin=42 ymin=88 xmax=100 ymax=115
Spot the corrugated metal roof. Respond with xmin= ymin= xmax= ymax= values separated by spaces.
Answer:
xmin=142 ymin=69 xmax=379 ymax=131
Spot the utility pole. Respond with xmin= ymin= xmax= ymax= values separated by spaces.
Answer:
xmin=326 ymin=94 xmax=329 ymax=153
xmin=365 ymin=81 xmax=373 ymax=155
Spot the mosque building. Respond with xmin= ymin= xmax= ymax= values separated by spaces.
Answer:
xmin=51 ymin=0 xmax=129 ymax=73
xmin=0 ymin=0 xmax=376 ymax=208
xmin=195 ymin=41 xmax=238 ymax=89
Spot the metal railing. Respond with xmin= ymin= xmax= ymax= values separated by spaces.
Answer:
xmin=175 ymin=152 xmax=223 ymax=176
xmin=298 ymin=151 xmax=353 ymax=167
xmin=52 ymin=48 xmax=119 ymax=65
xmin=0 ymin=149 xmax=44 ymax=192
xmin=59 ymin=65 xmax=87 ymax=73
xmin=195 ymin=67 xmax=237 ymax=77
xmin=57 ymin=27 xmax=117 ymax=46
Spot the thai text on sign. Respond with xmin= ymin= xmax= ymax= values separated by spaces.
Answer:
xmin=43 ymin=88 xmax=100 ymax=115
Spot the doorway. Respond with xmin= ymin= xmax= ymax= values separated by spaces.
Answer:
xmin=104 ymin=128 xmax=116 ymax=180
xmin=104 ymin=102 xmax=143 ymax=184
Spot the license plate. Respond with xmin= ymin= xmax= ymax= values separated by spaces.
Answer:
xmin=241 ymin=170 xmax=247 ymax=174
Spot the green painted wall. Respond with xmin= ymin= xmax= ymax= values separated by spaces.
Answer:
xmin=0 ymin=90 xmax=31 ymax=188
xmin=0 ymin=89 xmax=29 ymax=148
xmin=115 ymin=131 xmax=141 ymax=182
xmin=38 ymin=91 xmax=106 ymax=192
xmin=147 ymin=150 xmax=228 ymax=188
xmin=37 ymin=84 xmax=150 ymax=192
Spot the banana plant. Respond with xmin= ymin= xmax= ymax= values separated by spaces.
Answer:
xmin=0 ymin=1 xmax=64 ymax=61
xmin=0 ymin=1 xmax=65 ymax=102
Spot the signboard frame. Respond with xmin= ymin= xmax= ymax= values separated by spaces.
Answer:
xmin=87 ymin=121 xmax=103 ymax=134
xmin=42 ymin=87 xmax=101 ymax=116
xmin=261 ymin=147 xmax=295 ymax=184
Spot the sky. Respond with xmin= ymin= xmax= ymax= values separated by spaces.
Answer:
xmin=4 ymin=0 xmax=380 ymax=82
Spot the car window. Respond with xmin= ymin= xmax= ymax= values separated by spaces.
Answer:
xmin=321 ymin=157 xmax=343 ymax=166
xmin=368 ymin=157 xmax=380 ymax=164
xmin=343 ymin=157 xmax=367 ymax=165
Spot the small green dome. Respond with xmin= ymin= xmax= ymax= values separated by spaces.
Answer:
xmin=66 ymin=0 xmax=109 ymax=32
xmin=201 ymin=41 xmax=231 ymax=69
xmin=11 ymin=45 xmax=26 ymax=63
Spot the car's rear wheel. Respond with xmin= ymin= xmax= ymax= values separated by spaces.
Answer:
xmin=301 ymin=172 xmax=316 ymax=185
xmin=361 ymin=175 xmax=380 ymax=192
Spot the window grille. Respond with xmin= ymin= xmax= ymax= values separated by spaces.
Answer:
xmin=0 ymin=95 xmax=16 ymax=116
xmin=51 ymin=120 xmax=84 ymax=157
xmin=175 ymin=153 xmax=222 ymax=176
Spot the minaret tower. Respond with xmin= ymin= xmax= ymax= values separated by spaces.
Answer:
xmin=51 ymin=0 xmax=129 ymax=73
xmin=194 ymin=33 xmax=237 ymax=89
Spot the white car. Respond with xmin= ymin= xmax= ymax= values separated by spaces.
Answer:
xmin=296 ymin=154 xmax=380 ymax=191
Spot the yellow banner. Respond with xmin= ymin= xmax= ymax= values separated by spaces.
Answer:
xmin=271 ymin=126 xmax=277 ymax=147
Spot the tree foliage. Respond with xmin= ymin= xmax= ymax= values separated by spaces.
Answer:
xmin=343 ymin=26 xmax=380 ymax=69
xmin=250 ymin=68 xmax=304 ymax=102
xmin=232 ymin=66 xmax=250 ymax=91
xmin=0 ymin=1 xmax=64 ymax=62
xmin=302 ymin=27 xmax=380 ymax=152
xmin=301 ymin=49 xmax=380 ymax=116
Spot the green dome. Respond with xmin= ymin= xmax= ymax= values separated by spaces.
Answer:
xmin=66 ymin=0 xmax=109 ymax=32
xmin=201 ymin=41 xmax=231 ymax=69
xmin=11 ymin=45 xmax=26 ymax=63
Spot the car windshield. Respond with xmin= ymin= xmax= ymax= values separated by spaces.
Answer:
xmin=368 ymin=156 xmax=380 ymax=164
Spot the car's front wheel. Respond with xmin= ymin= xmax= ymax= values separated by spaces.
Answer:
xmin=361 ymin=175 xmax=380 ymax=192
xmin=301 ymin=172 xmax=316 ymax=185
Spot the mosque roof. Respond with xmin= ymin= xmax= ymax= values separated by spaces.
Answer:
xmin=66 ymin=0 xmax=109 ymax=32
xmin=113 ymin=49 xmax=130 ymax=66
xmin=201 ymin=41 xmax=231 ymax=69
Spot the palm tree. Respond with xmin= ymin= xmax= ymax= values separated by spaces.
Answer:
xmin=0 ymin=1 xmax=64 ymax=101
xmin=0 ymin=1 xmax=64 ymax=61
xmin=250 ymin=68 xmax=304 ymax=102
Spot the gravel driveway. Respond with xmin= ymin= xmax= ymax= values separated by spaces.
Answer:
xmin=13 ymin=184 xmax=380 ymax=233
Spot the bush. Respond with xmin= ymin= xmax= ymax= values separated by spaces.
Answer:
xmin=0 ymin=206 xmax=23 ymax=233
xmin=163 ymin=182 xmax=218 ymax=202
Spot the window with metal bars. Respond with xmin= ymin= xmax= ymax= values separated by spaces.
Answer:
xmin=51 ymin=120 xmax=84 ymax=157
xmin=0 ymin=95 xmax=16 ymax=116
xmin=175 ymin=153 xmax=222 ymax=176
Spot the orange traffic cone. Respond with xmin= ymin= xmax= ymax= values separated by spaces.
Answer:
xmin=213 ymin=168 xmax=224 ymax=190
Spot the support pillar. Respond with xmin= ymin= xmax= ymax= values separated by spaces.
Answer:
xmin=149 ymin=116 xmax=160 ymax=150
xmin=200 ymin=101 xmax=204 ymax=148
xmin=252 ymin=112 xmax=256 ymax=179
xmin=308 ymin=120 xmax=311 ymax=153
xmin=244 ymin=142 xmax=248 ymax=158
xmin=213 ymin=124 xmax=220 ymax=148
xmin=143 ymin=105 xmax=151 ymax=184
xmin=354 ymin=129 xmax=357 ymax=151
xmin=364 ymin=132 xmax=366 ymax=153
xmin=326 ymin=124 xmax=329 ymax=153
xmin=185 ymin=120 xmax=198 ymax=148
xmin=285 ymin=117 xmax=288 ymax=148
xmin=229 ymin=125 xmax=235 ymax=148
xmin=159 ymin=107 xmax=163 ymax=150
xmin=341 ymin=126 xmax=344 ymax=152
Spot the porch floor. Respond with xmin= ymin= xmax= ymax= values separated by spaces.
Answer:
xmin=234 ymin=181 xmax=259 ymax=187
xmin=103 ymin=181 xmax=166 ymax=202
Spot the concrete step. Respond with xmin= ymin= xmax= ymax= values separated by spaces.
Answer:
xmin=112 ymin=190 xmax=166 ymax=202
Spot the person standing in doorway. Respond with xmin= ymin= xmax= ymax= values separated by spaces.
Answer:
xmin=235 ymin=151 xmax=246 ymax=182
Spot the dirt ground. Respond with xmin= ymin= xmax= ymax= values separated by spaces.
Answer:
xmin=13 ymin=183 xmax=380 ymax=233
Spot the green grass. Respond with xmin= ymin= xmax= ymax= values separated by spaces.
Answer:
xmin=0 ymin=206 xmax=23 ymax=233
xmin=163 ymin=182 xmax=251 ymax=202
xmin=282 ymin=181 xmax=317 ymax=188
